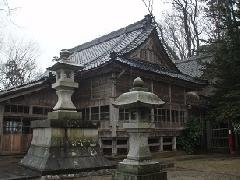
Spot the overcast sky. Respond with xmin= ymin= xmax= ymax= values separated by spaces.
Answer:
xmin=3 ymin=0 xmax=171 ymax=70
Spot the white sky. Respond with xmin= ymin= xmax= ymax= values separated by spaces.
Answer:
xmin=2 ymin=0 xmax=171 ymax=70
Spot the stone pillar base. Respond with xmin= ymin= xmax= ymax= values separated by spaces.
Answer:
xmin=20 ymin=111 xmax=114 ymax=175
xmin=113 ymin=160 xmax=167 ymax=180
xmin=21 ymin=144 xmax=113 ymax=175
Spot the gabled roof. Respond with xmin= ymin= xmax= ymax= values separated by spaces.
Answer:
xmin=68 ymin=15 xmax=155 ymax=70
xmin=66 ymin=15 xmax=205 ymax=85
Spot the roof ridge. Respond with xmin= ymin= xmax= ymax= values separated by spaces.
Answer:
xmin=69 ymin=15 xmax=153 ymax=53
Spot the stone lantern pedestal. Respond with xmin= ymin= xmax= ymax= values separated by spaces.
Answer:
xmin=20 ymin=50 xmax=113 ymax=175
xmin=113 ymin=77 xmax=167 ymax=180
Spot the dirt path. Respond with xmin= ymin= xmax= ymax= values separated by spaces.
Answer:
xmin=168 ymin=168 xmax=239 ymax=180
xmin=166 ymin=156 xmax=240 ymax=180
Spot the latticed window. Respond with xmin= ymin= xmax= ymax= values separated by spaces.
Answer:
xmin=100 ymin=106 xmax=110 ymax=121
xmin=180 ymin=111 xmax=185 ymax=125
xmin=172 ymin=110 xmax=179 ymax=122
xmin=4 ymin=104 xmax=29 ymax=114
xmin=91 ymin=106 xmax=99 ymax=121
xmin=82 ymin=105 xmax=110 ymax=121
xmin=3 ymin=118 xmax=21 ymax=134
xmin=32 ymin=106 xmax=51 ymax=115
xmin=79 ymin=108 xmax=90 ymax=121
xmin=154 ymin=108 xmax=170 ymax=122
xmin=3 ymin=118 xmax=32 ymax=134
xmin=119 ymin=108 xmax=129 ymax=121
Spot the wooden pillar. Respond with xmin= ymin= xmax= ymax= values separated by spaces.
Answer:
xmin=169 ymin=84 xmax=172 ymax=128
xmin=112 ymin=138 xmax=117 ymax=156
xmin=98 ymin=105 xmax=100 ymax=121
xmin=110 ymin=104 xmax=119 ymax=137
xmin=206 ymin=120 xmax=212 ymax=152
xmin=89 ymin=107 xmax=92 ymax=121
xmin=29 ymin=105 xmax=33 ymax=115
xmin=172 ymin=136 xmax=176 ymax=151
xmin=150 ymin=80 xmax=155 ymax=122
xmin=183 ymin=88 xmax=187 ymax=105
xmin=110 ymin=73 xmax=118 ymax=156
xmin=150 ymin=79 xmax=154 ymax=93
xmin=98 ymin=137 xmax=103 ymax=152
xmin=160 ymin=136 xmax=163 ymax=151
xmin=184 ymin=88 xmax=188 ymax=124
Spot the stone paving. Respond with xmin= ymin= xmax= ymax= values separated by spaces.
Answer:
xmin=1 ymin=153 xmax=240 ymax=180
xmin=0 ymin=155 xmax=40 ymax=179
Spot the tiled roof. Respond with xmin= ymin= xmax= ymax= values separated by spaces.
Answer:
xmin=176 ymin=52 xmax=213 ymax=79
xmin=176 ymin=60 xmax=204 ymax=78
xmin=68 ymin=15 xmax=155 ymax=70
xmin=115 ymin=57 xmax=206 ymax=85
xmin=66 ymin=15 xmax=205 ymax=85
xmin=0 ymin=77 xmax=49 ymax=98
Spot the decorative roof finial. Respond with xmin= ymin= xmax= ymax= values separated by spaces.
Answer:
xmin=133 ymin=77 xmax=144 ymax=88
xmin=60 ymin=49 xmax=71 ymax=59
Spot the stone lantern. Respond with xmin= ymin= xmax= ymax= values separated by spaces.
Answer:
xmin=21 ymin=50 xmax=113 ymax=175
xmin=113 ymin=77 xmax=167 ymax=180
xmin=49 ymin=58 xmax=79 ymax=111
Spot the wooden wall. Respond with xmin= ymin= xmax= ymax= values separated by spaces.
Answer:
xmin=153 ymin=81 xmax=170 ymax=102
xmin=128 ymin=32 xmax=177 ymax=72
xmin=116 ymin=75 xmax=133 ymax=96
xmin=1 ymin=134 xmax=32 ymax=154
xmin=6 ymin=88 xmax=57 ymax=108
xmin=0 ymin=87 xmax=56 ymax=154
xmin=74 ymin=74 xmax=113 ymax=109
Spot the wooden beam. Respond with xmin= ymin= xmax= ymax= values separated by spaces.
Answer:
xmin=169 ymin=84 xmax=172 ymax=127
xmin=110 ymin=72 xmax=118 ymax=138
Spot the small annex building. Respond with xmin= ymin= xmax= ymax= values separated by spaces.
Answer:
xmin=0 ymin=15 xmax=206 ymax=155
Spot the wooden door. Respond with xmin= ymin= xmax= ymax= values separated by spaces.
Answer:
xmin=1 ymin=134 xmax=32 ymax=154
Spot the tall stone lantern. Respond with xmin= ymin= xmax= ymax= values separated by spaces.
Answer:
xmin=113 ymin=77 xmax=167 ymax=180
xmin=49 ymin=50 xmax=79 ymax=112
xmin=21 ymin=50 xmax=112 ymax=175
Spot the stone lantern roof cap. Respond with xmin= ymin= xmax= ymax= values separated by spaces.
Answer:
xmin=48 ymin=60 xmax=83 ymax=72
xmin=113 ymin=77 xmax=165 ymax=108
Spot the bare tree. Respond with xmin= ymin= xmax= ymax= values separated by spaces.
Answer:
xmin=0 ymin=0 xmax=18 ymax=27
xmin=0 ymin=39 xmax=41 ymax=89
xmin=159 ymin=0 xmax=209 ymax=62
xmin=141 ymin=0 xmax=209 ymax=62
xmin=141 ymin=0 xmax=154 ymax=15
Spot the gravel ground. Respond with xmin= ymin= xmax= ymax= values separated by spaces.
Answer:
xmin=166 ymin=155 xmax=240 ymax=180
xmin=69 ymin=155 xmax=240 ymax=180
xmin=168 ymin=168 xmax=240 ymax=180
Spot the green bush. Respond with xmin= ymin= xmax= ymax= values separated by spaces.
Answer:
xmin=177 ymin=118 xmax=201 ymax=154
